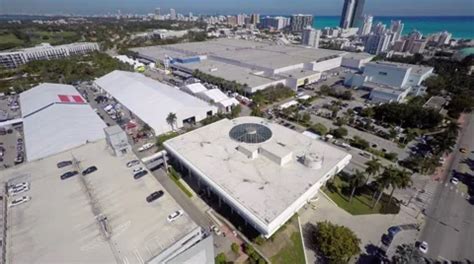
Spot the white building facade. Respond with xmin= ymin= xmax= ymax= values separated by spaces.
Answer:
xmin=0 ymin=42 xmax=99 ymax=68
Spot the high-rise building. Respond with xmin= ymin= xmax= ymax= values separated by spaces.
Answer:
xmin=358 ymin=15 xmax=373 ymax=36
xmin=170 ymin=8 xmax=176 ymax=20
xmin=364 ymin=33 xmax=391 ymax=55
xmin=437 ymin=31 xmax=452 ymax=46
xmin=339 ymin=0 xmax=365 ymax=29
xmin=237 ymin=14 xmax=246 ymax=26
xmin=155 ymin=8 xmax=160 ymax=16
xmin=390 ymin=20 xmax=404 ymax=43
xmin=290 ymin=14 xmax=313 ymax=32
xmin=250 ymin=13 xmax=260 ymax=25
xmin=404 ymin=30 xmax=423 ymax=52
xmin=227 ymin=15 xmax=238 ymax=26
xmin=391 ymin=40 xmax=406 ymax=52
xmin=260 ymin=16 xmax=289 ymax=30
xmin=410 ymin=39 xmax=427 ymax=54
xmin=302 ymin=27 xmax=321 ymax=48
xmin=372 ymin=22 xmax=386 ymax=34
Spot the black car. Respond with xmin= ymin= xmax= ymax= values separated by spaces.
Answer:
xmin=133 ymin=170 xmax=148 ymax=179
xmin=82 ymin=166 xmax=98 ymax=175
xmin=146 ymin=190 xmax=164 ymax=203
xmin=60 ymin=171 xmax=79 ymax=180
xmin=57 ymin=160 xmax=73 ymax=168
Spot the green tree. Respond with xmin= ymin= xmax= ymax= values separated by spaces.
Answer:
xmin=388 ymin=168 xmax=413 ymax=204
xmin=330 ymin=127 xmax=348 ymax=139
xmin=372 ymin=166 xmax=397 ymax=208
xmin=166 ymin=112 xmax=177 ymax=130
xmin=311 ymin=123 xmax=328 ymax=136
xmin=348 ymin=170 xmax=366 ymax=203
xmin=215 ymin=252 xmax=227 ymax=264
xmin=231 ymin=242 xmax=240 ymax=254
xmin=320 ymin=85 xmax=331 ymax=95
xmin=230 ymin=104 xmax=242 ymax=118
xmin=302 ymin=112 xmax=311 ymax=124
xmin=313 ymin=221 xmax=361 ymax=264
xmin=392 ymin=244 xmax=425 ymax=264
xmin=365 ymin=158 xmax=382 ymax=183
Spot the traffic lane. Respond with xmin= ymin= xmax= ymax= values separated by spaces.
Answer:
xmin=421 ymin=183 xmax=458 ymax=260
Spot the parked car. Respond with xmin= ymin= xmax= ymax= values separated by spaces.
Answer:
xmin=9 ymin=185 xmax=29 ymax=196
xmin=14 ymin=155 xmax=24 ymax=164
xmin=210 ymin=225 xmax=222 ymax=235
xmin=146 ymin=190 xmax=164 ymax=203
xmin=450 ymin=177 xmax=459 ymax=185
xmin=167 ymin=210 xmax=184 ymax=222
xmin=126 ymin=160 xmax=140 ymax=167
xmin=8 ymin=182 xmax=29 ymax=192
xmin=138 ymin=143 xmax=154 ymax=152
xmin=460 ymin=148 xmax=467 ymax=153
xmin=388 ymin=226 xmax=402 ymax=237
xmin=8 ymin=196 xmax=31 ymax=207
xmin=57 ymin=160 xmax=73 ymax=168
xmin=133 ymin=167 xmax=145 ymax=174
xmin=82 ymin=166 xmax=98 ymax=175
xmin=60 ymin=171 xmax=79 ymax=180
xmin=418 ymin=241 xmax=429 ymax=254
xmin=133 ymin=170 xmax=148 ymax=179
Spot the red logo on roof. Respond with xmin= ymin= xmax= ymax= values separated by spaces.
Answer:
xmin=58 ymin=94 xmax=86 ymax=104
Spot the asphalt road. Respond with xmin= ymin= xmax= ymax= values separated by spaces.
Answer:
xmin=419 ymin=113 xmax=474 ymax=261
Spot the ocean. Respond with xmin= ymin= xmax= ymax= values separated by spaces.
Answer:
xmin=311 ymin=16 xmax=474 ymax=39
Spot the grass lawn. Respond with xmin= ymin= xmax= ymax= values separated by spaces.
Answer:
xmin=256 ymin=215 xmax=306 ymax=264
xmin=323 ymin=176 xmax=400 ymax=215
xmin=0 ymin=33 xmax=23 ymax=45
xmin=270 ymin=232 xmax=306 ymax=264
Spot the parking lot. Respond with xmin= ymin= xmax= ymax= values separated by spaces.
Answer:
xmin=2 ymin=139 xmax=199 ymax=263
xmin=0 ymin=124 xmax=24 ymax=169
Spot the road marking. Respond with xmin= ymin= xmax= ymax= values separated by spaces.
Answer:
xmin=445 ymin=183 xmax=448 ymax=187
xmin=456 ymin=189 xmax=458 ymax=193
xmin=134 ymin=250 xmax=144 ymax=264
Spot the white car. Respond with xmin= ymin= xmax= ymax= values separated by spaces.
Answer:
xmin=8 ymin=185 xmax=29 ymax=196
xmin=133 ymin=167 xmax=145 ymax=174
xmin=126 ymin=160 xmax=140 ymax=168
xmin=451 ymin=177 xmax=459 ymax=185
xmin=167 ymin=210 xmax=184 ymax=222
xmin=138 ymin=143 xmax=154 ymax=152
xmin=8 ymin=182 xmax=29 ymax=191
xmin=418 ymin=241 xmax=429 ymax=254
xmin=210 ymin=225 xmax=222 ymax=235
xmin=9 ymin=196 xmax=31 ymax=208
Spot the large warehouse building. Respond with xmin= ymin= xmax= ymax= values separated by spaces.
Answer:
xmin=131 ymin=38 xmax=347 ymax=93
xmin=164 ymin=116 xmax=352 ymax=237
xmin=20 ymin=83 xmax=107 ymax=161
xmin=94 ymin=70 xmax=217 ymax=135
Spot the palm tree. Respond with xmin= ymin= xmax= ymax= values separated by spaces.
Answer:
xmin=365 ymin=158 xmax=382 ymax=184
xmin=372 ymin=167 xmax=396 ymax=208
xmin=166 ymin=112 xmax=177 ymax=131
xmin=445 ymin=121 xmax=460 ymax=138
xmin=349 ymin=170 xmax=366 ymax=203
xmin=387 ymin=168 xmax=413 ymax=205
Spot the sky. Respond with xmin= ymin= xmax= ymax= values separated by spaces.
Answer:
xmin=1 ymin=0 xmax=474 ymax=16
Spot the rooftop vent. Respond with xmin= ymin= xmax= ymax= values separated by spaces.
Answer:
xmin=303 ymin=153 xmax=323 ymax=169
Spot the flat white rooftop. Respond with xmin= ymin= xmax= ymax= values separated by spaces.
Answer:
xmin=3 ymin=139 xmax=198 ymax=264
xmin=94 ymin=70 xmax=217 ymax=135
xmin=164 ymin=117 xmax=351 ymax=234
xmin=20 ymin=83 xmax=106 ymax=161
